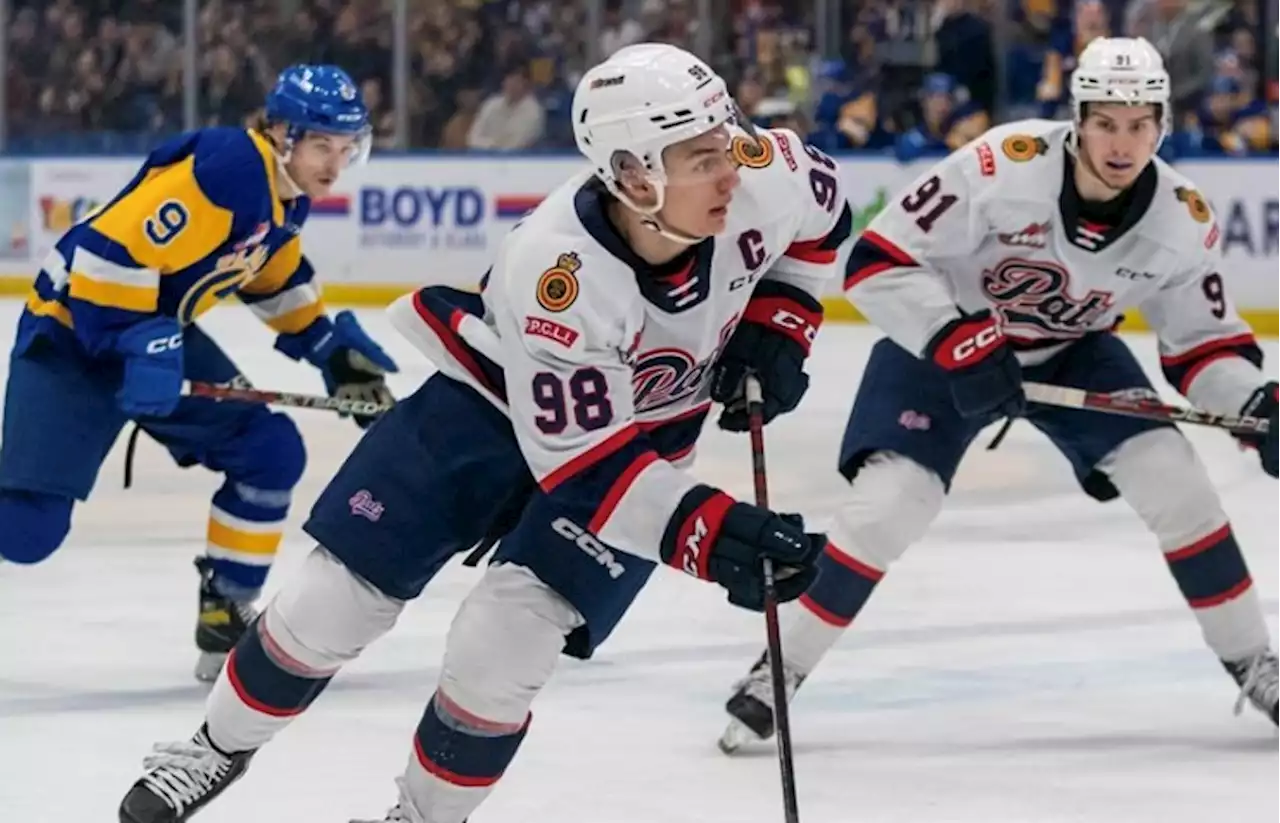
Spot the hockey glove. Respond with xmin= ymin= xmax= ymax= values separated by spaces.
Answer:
xmin=712 ymin=281 xmax=823 ymax=432
xmin=275 ymin=311 xmax=399 ymax=429
xmin=114 ymin=316 xmax=185 ymax=418
xmin=1235 ymin=382 xmax=1277 ymax=478
xmin=660 ymin=485 xmax=824 ymax=611
xmin=924 ymin=310 xmax=1025 ymax=419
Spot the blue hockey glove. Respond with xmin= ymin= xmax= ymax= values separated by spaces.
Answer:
xmin=712 ymin=281 xmax=823 ymax=432
xmin=1235 ymin=382 xmax=1277 ymax=478
xmin=275 ymin=311 xmax=399 ymax=429
xmin=923 ymin=310 xmax=1025 ymax=419
xmin=114 ymin=316 xmax=185 ymax=418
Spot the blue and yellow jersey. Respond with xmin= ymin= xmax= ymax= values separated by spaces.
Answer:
xmin=894 ymin=103 xmax=990 ymax=160
xmin=1181 ymin=98 xmax=1274 ymax=156
xmin=19 ymin=127 xmax=326 ymax=357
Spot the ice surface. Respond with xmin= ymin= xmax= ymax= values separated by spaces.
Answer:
xmin=0 ymin=303 xmax=1275 ymax=822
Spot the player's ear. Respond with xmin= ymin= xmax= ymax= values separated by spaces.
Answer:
xmin=612 ymin=152 xmax=656 ymax=205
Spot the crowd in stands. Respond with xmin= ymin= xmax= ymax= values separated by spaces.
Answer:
xmin=5 ymin=0 xmax=1277 ymax=155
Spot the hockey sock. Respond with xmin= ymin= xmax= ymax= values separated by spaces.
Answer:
xmin=204 ymin=617 xmax=335 ymax=753
xmin=1162 ymin=523 xmax=1270 ymax=660
xmin=401 ymin=690 xmax=530 ymax=823
xmin=204 ymin=480 xmax=290 ymax=600
xmin=781 ymin=540 xmax=886 ymax=675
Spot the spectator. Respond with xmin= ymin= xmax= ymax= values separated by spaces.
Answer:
xmin=466 ymin=65 xmax=546 ymax=151
xmin=441 ymin=88 xmax=484 ymax=150
xmin=1037 ymin=0 xmax=1110 ymax=118
xmin=809 ymin=59 xmax=895 ymax=151
xmin=933 ymin=0 xmax=997 ymax=116
xmin=895 ymin=72 xmax=989 ymax=159
xmin=1130 ymin=0 xmax=1216 ymax=117
xmin=599 ymin=0 xmax=644 ymax=58
xmin=1176 ymin=73 xmax=1273 ymax=155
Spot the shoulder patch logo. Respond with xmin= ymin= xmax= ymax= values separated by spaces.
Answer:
xmin=975 ymin=142 xmax=996 ymax=176
xmin=1174 ymin=186 xmax=1211 ymax=224
xmin=536 ymin=252 xmax=582 ymax=312
xmin=1000 ymin=134 xmax=1048 ymax=162
xmin=730 ymin=135 xmax=774 ymax=169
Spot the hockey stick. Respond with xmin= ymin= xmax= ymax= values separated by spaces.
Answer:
xmin=744 ymin=374 xmax=801 ymax=823
xmin=182 ymin=380 xmax=394 ymax=417
xmin=1023 ymin=381 xmax=1270 ymax=436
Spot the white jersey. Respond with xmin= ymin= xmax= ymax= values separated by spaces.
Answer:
xmin=846 ymin=118 xmax=1264 ymax=415
xmin=391 ymin=128 xmax=847 ymax=564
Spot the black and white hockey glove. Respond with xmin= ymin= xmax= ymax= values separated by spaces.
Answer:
xmin=1235 ymin=382 xmax=1277 ymax=478
xmin=924 ymin=310 xmax=1025 ymax=419
xmin=712 ymin=281 xmax=823 ymax=432
xmin=660 ymin=485 xmax=824 ymax=611
xmin=276 ymin=311 xmax=399 ymax=429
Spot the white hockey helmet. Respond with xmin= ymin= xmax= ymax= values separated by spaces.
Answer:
xmin=572 ymin=43 xmax=745 ymax=216
xmin=1070 ymin=36 xmax=1172 ymax=145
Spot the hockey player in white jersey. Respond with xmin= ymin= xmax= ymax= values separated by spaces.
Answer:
xmin=720 ymin=36 xmax=1279 ymax=751
xmin=117 ymin=44 xmax=849 ymax=823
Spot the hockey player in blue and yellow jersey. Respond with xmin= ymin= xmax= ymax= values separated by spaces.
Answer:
xmin=0 ymin=64 xmax=398 ymax=681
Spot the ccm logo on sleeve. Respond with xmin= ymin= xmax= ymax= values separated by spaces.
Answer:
xmin=525 ymin=316 xmax=580 ymax=348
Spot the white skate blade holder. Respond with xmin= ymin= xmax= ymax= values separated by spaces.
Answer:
xmin=717 ymin=717 xmax=765 ymax=755
xmin=194 ymin=651 xmax=228 ymax=683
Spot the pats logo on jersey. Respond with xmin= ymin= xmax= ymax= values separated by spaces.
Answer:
xmin=730 ymin=135 xmax=773 ymax=169
xmin=1001 ymin=134 xmax=1048 ymax=162
xmin=536 ymin=252 xmax=582 ymax=312
xmin=982 ymin=258 xmax=1115 ymax=337
xmin=631 ymin=315 xmax=737 ymax=413
xmin=1174 ymin=187 xmax=1211 ymax=224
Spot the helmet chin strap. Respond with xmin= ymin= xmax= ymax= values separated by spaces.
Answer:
xmin=611 ymin=179 xmax=709 ymax=246
xmin=266 ymin=134 xmax=304 ymax=198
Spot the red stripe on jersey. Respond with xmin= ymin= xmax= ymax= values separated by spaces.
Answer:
xmin=637 ymin=401 xmax=712 ymax=431
xmin=1178 ymin=350 xmax=1243 ymax=395
xmin=844 ymin=230 xmax=919 ymax=289
xmin=588 ymin=450 xmax=661 ymax=534
xmin=538 ymin=425 xmax=639 ymax=493
xmin=862 ymin=230 xmax=917 ymax=265
xmin=412 ymin=291 xmax=500 ymax=398
xmin=1160 ymin=333 xmax=1257 ymax=366
xmin=784 ymin=237 xmax=838 ymax=265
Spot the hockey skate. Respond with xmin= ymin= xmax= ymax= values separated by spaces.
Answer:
xmin=193 ymin=557 xmax=258 ymax=682
xmin=1224 ymin=650 xmax=1279 ymax=725
xmin=718 ymin=652 xmax=806 ymax=754
xmin=118 ymin=725 xmax=255 ymax=823
xmin=349 ymin=777 xmax=438 ymax=823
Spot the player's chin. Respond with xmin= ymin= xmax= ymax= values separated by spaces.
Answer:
xmin=305 ymin=178 xmax=336 ymax=198
xmin=704 ymin=207 xmax=729 ymax=234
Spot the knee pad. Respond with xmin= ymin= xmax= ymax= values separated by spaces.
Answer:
xmin=259 ymin=546 xmax=405 ymax=676
xmin=1100 ymin=428 xmax=1226 ymax=550
xmin=830 ymin=451 xmax=946 ymax=570
xmin=0 ymin=489 xmax=73 ymax=564
xmin=233 ymin=411 xmax=307 ymax=491
xmin=439 ymin=564 xmax=584 ymax=726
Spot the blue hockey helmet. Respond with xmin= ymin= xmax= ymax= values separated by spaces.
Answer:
xmin=266 ymin=64 xmax=372 ymax=165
